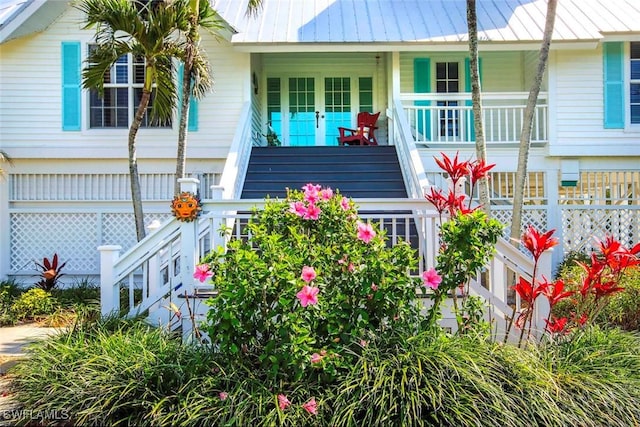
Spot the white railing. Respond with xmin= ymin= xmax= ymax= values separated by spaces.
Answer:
xmin=99 ymin=194 xmax=550 ymax=341
xmin=400 ymin=92 xmax=548 ymax=145
xmin=388 ymin=98 xmax=432 ymax=199
xmin=219 ymin=102 xmax=253 ymax=200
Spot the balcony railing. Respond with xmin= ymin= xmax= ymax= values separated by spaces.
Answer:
xmin=400 ymin=92 xmax=548 ymax=145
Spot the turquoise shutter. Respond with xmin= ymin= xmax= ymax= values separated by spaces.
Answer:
xmin=414 ymin=58 xmax=431 ymax=139
xmin=177 ymin=63 xmax=199 ymax=131
xmin=465 ymin=57 xmax=483 ymax=141
xmin=61 ymin=42 xmax=81 ymax=131
xmin=603 ymin=42 xmax=625 ymax=129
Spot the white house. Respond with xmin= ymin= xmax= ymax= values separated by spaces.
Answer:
xmin=1 ymin=0 xmax=640 ymax=290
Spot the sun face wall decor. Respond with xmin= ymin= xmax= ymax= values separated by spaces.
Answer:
xmin=171 ymin=191 xmax=202 ymax=222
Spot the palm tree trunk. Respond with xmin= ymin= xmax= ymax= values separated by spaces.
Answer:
xmin=130 ymin=90 xmax=151 ymax=242
xmin=511 ymin=0 xmax=557 ymax=244
xmin=174 ymin=0 xmax=200 ymax=195
xmin=466 ymin=0 xmax=490 ymax=212
xmin=175 ymin=53 xmax=192 ymax=194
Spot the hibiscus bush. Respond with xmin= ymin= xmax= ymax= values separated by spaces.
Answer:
xmin=200 ymin=184 xmax=425 ymax=381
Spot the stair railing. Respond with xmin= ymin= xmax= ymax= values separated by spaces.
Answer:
xmin=218 ymin=102 xmax=253 ymax=200
xmin=388 ymin=98 xmax=432 ymax=199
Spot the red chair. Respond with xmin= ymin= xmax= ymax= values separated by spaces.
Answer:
xmin=338 ymin=112 xmax=380 ymax=146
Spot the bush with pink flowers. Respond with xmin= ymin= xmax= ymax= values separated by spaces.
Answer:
xmin=200 ymin=184 xmax=425 ymax=381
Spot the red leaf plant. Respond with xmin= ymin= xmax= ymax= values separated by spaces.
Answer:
xmin=511 ymin=229 xmax=640 ymax=341
xmin=426 ymin=152 xmax=494 ymax=219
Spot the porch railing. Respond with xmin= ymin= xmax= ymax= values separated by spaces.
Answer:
xmin=400 ymin=92 xmax=548 ymax=145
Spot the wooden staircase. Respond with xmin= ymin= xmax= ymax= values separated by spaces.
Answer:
xmin=240 ymin=145 xmax=407 ymax=199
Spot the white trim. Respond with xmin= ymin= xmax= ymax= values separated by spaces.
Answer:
xmin=627 ymin=41 xmax=640 ymax=131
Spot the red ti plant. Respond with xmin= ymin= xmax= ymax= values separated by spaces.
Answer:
xmin=505 ymin=225 xmax=559 ymax=345
xmin=510 ymin=228 xmax=640 ymax=343
xmin=566 ymin=235 xmax=640 ymax=330
xmin=426 ymin=152 xmax=495 ymax=218
xmin=34 ymin=253 xmax=66 ymax=291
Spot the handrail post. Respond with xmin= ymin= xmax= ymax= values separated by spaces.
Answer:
xmin=98 ymin=245 xmax=122 ymax=316
xmin=210 ymin=185 xmax=227 ymax=252
xmin=177 ymin=178 xmax=200 ymax=340
xmin=534 ymin=248 xmax=554 ymax=338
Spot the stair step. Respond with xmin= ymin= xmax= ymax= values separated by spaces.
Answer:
xmin=241 ymin=145 xmax=407 ymax=200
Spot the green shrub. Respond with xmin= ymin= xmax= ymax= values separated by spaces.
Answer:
xmin=52 ymin=277 xmax=100 ymax=308
xmin=201 ymin=185 xmax=424 ymax=382
xmin=554 ymin=265 xmax=640 ymax=331
xmin=11 ymin=288 xmax=58 ymax=320
xmin=14 ymin=320 xmax=640 ymax=427
xmin=0 ymin=278 xmax=23 ymax=326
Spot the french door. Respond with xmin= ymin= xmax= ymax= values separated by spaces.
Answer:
xmin=266 ymin=76 xmax=373 ymax=146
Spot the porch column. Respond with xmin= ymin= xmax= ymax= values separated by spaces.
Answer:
xmin=545 ymin=169 xmax=563 ymax=269
xmin=98 ymin=245 xmax=122 ymax=316
xmin=0 ymin=176 xmax=9 ymax=279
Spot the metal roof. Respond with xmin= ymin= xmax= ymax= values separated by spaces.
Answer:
xmin=2 ymin=0 xmax=639 ymax=46
xmin=214 ymin=0 xmax=640 ymax=46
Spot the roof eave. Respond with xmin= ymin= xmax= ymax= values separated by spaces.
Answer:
xmin=0 ymin=0 xmax=67 ymax=45
xmin=229 ymin=39 xmax=602 ymax=53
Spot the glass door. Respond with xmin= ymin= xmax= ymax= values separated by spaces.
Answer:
xmin=266 ymin=76 xmax=371 ymax=146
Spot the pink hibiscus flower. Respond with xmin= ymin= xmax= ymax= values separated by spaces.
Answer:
xmin=297 ymin=285 xmax=319 ymax=307
xmin=356 ymin=221 xmax=376 ymax=243
xmin=422 ymin=268 xmax=442 ymax=290
xmin=193 ymin=264 xmax=213 ymax=283
xmin=289 ymin=201 xmax=307 ymax=217
xmin=219 ymin=392 xmax=228 ymax=401
xmin=302 ymin=183 xmax=321 ymax=204
xmin=320 ymin=188 xmax=333 ymax=200
xmin=340 ymin=196 xmax=350 ymax=211
xmin=303 ymin=203 xmax=321 ymax=220
xmin=302 ymin=397 xmax=318 ymax=415
xmin=301 ymin=266 xmax=316 ymax=283
xmin=277 ymin=394 xmax=291 ymax=410
xmin=310 ymin=352 xmax=324 ymax=364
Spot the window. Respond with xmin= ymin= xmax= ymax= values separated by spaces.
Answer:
xmin=436 ymin=62 xmax=459 ymax=137
xmin=631 ymin=42 xmax=640 ymax=125
xmin=88 ymin=45 xmax=170 ymax=129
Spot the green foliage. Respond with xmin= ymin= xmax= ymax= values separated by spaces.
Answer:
xmin=0 ymin=279 xmax=22 ymax=326
xmin=553 ymin=249 xmax=591 ymax=279
xmin=427 ymin=210 xmax=504 ymax=329
xmin=555 ymin=266 xmax=640 ymax=331
xmin=202 ymin=186 xmax=423 ymax=381
xmin=10 ymin=288 xmax=58 ymax=320
xmin=13 ymin=320 xmax=640 ymax=427
xmin=12 ymin=318 xmax=215 ymax=427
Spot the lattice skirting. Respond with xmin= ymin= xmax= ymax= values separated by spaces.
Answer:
xmin=10 ymin=212 xmax=172 ymax=273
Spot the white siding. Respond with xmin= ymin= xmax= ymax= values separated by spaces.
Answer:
xmin=551 ymin=46 xmax=640 ymax=156
xmin=0 ymin=6 xmax=249 ymax=164
xmin=400 ymin=51 xmax=531 ymax=94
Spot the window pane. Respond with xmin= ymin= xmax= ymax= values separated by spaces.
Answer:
xmin=114 ymin=56 xmax=128 ymax=84
xmin=631 ymin=42 xmax=640 ymax=59
xmin=631 ymin=105 xmax=640 ymax=124
xmin=436 ymin=81 xmax=446 ymax=93
xmin=436 ymin=62 xmax=446 ymax=79
xmin=448 ymin=62 xmax=458 ymax=79
xmin=631 ymin=83 xmax=640 ymax=103
xmin=448 ymin=81 xmax=459 ymax=93
xmin=631 ymin=61 xmax=640 ymax=80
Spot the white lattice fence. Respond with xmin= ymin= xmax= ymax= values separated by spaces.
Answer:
xmin=491 ymin=208 xmax=548 ymax=240
xmin=10 ymin=211 xmax=172 ymax=275
xmin=562 ymin=207 xmax=640 ymax=253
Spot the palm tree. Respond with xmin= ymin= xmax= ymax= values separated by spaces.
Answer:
xmin=466 ymin=0 xmax=490 ymax=212
xmin=174 ymin=0 xmax=221 ymax=195
xmin=0 ymin=150 xmax=12 ymax=178
xmin=510 ymin=0 xmax=558 ymax=244
xmin=77 ymin=0 xmax=188 ymax=241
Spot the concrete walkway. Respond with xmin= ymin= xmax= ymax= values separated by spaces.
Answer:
xmin=0 ymin=324 xmax=63 ymax=425
xmin=0 ymin=324 xmax=61 ymax=358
